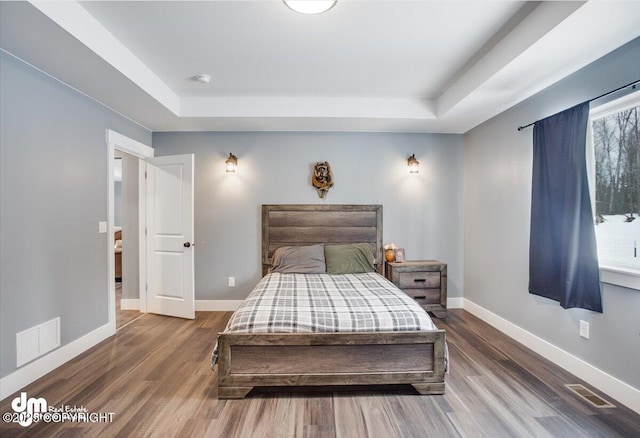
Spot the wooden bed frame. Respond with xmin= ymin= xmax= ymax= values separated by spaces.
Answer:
xmin=216 ymin=204 xmax=446 ymax=399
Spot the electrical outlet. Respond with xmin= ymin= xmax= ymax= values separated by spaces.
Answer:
xmin=98 ymin=221 xmax=107 ymax=233
xmin=579 ymin=320 xmax=590 ymax=339
xmin=228 ymin=277 xmax=235 ymax=287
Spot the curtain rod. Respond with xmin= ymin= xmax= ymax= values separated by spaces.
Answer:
xmin=517 ymin=79 xmax=640 ymax=131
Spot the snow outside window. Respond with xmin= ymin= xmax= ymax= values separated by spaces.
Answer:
xmin=588 ymin=89 xmax=640 ymax=285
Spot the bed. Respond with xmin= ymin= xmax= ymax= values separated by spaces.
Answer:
xmin=215 ymin=204 xmax=446 ymax=399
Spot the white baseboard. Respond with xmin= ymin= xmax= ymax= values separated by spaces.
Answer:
xmin=463 ymin=298 xmax=640 ymax=414
xmin=119 ymin=299 xmax=242 ymax=312
xmin=0 ymin=322 xmax=114 ymax=401
xmin=195 ymin=300 xmax=242 ymax=311
xmin=447 ymin=297 xmax=464 ymax=309
xmin=120 ymin=299 xmax=139 ymax=310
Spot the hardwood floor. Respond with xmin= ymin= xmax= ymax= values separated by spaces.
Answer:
xmin=1 ymin=310 xmax=638 ymax=437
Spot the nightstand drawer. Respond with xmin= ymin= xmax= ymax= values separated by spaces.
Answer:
xmin=385 ymin=260 xmax=447 ymax=319
xmin=402 ymin=288 xmax=441 ymax=304
xmin=398 ymin=272 xmax=440 ymax=289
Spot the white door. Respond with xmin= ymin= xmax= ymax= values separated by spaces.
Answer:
xmin=145 ymin=154 xmax=195 ymax=319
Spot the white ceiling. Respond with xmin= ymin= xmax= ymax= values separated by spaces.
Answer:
xmin=1 ymin=1 xmax=640 ymax=133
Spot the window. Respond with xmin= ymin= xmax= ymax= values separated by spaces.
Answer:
xmin=589 ymin=90 xmax=640 ymax=275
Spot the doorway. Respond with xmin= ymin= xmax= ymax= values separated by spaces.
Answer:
xmin=107 ymin=130 xmax=153 ymax=334
xmin=106 ymin=130 xmax=195 ymax=330
xmin=114 ymin=151 xmax=142 ymax=328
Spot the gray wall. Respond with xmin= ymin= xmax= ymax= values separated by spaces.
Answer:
xmin=0 ymin=51 xmax=151 ymax=379
xmin=119 ymin=151 xmax=140 ymax=300
xmin=153 ymin=131 xmax=464 ymax=302
xmin=463 ymin=37 xmax=640 ymax=388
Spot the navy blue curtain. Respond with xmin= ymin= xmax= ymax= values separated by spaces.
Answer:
xmin=529 ymin=102 xmax=602 ymax=312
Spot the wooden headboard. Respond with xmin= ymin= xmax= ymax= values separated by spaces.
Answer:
xmin=262 ymin=204 xmax=383 ymax=275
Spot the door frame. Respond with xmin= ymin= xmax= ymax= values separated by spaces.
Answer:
xmin=106 ymin=129 xmax=154 ymax=331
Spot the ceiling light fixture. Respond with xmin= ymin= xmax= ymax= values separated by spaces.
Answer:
xmin=283 ymin=0 xmax=337 ymax=15
xmin=193 ymin=74 xmax=211 ymax=84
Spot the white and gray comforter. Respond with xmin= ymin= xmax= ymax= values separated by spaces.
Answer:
xmin=211 ymin=272 xmax=439 ymax=365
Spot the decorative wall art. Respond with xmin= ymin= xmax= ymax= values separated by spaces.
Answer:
xmin=311 ymin=161 xmax=334 ymax=199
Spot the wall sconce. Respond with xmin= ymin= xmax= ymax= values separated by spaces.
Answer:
xmin=407 ymin=154 xmax=419 ymax=174
xmin=225 ymin=153 xmax=238 ymax=173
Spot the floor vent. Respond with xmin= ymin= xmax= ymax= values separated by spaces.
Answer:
xmin=565 ymin=384 xmax=615 ymax=408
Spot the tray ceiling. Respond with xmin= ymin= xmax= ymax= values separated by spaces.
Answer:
xmin=1 ymin=1 xmax=639 ymax=133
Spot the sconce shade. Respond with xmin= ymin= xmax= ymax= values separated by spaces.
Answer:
xmin=225 ymin=153 xmax=238 ymax=173
xmin=408 ymin=154 xmax=419 ymax=174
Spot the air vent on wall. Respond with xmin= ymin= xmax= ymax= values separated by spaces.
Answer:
xmin=16 ymin=317 xmax=61 ymax=367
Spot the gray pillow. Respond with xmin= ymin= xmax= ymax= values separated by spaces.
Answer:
xmin=270 ymin=244 xmax=326 ymax=274
xmin=325 ymin=243 xmax=376 ymax=275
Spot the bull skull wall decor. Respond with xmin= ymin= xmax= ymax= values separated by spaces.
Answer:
xmin=311 ymin=161 xmax=334 ymax=199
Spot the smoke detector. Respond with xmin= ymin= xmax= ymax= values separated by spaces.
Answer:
xmin=193 ymin=74 xmax=211 ymax=84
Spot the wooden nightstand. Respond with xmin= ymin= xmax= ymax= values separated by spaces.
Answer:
xmin=385 ymin=260 xmax=447 ymax=319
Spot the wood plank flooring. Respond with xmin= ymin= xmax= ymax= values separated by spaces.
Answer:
xmin=1 ymin=309 xmax=638 ymax=437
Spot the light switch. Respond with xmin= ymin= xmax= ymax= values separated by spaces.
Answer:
xmin=99 ymin=221 xmax=107 ymax=233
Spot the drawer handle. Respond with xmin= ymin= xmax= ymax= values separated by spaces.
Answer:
xmin=414 ymin=296 xmax=426 ymax=299
xmin=414 ymin=279 xmax=426 ymax=283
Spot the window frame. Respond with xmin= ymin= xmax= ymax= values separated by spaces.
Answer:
xmin=588 ymin=89 xmax=640 ymax=291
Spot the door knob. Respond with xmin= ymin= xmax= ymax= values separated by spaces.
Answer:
xmin=184 ymin=242 xmax=192 ymax=248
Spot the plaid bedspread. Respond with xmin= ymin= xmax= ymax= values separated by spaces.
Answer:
xmin=211 ymin=272 xmax=438 ymax=364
